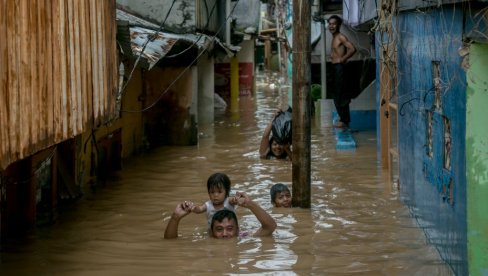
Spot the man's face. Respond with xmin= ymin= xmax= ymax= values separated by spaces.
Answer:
xmin=211 ymin=218 xmax=238 ymax=239
xmin=328 ymin=18 xmax=340 ymax=34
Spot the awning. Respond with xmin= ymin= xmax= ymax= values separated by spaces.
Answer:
xmin=116 ymin=9 xmax=215 ymax=69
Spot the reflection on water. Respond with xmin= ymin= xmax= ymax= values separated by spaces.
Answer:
xmin=0 ymin=71 xmax=452 ymax=275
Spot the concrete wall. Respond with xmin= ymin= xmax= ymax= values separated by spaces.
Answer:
xmin=198 ymin=52 xmax=215 ymax=126
xmin=466 ymin=43 xmax=488 ymax=276
xmin=233 ymin=0 xmax=261 ymax=32
xmin=143 ymin=66 xmax=198 ymax=146
xmin=392 ymin=6 xmax=468 ymax=275
xmin=117 ymin=0 xmax=196 ymax=33
xmin=343 ymin=0 xmax=378 ymax=27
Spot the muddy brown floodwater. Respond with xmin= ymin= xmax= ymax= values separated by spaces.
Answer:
xmin=0 ymin=71 xmax=453 ymax=275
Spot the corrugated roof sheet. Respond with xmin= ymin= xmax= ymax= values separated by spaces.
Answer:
xmin=116 ymin=9 xmax=214 ymax=69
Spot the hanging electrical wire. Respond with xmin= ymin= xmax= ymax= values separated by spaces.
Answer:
xmin=118 ymin=0 xmax=178 ymax=99
xmin=122 ymin=0 xmax=241 ymax=114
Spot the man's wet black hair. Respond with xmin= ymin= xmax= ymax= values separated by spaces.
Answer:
xmin=328 ymin=14 xmax=343 ymax=26
xmin=207 ymin=172 xmax=231 ymax=197
xmin=270 ymin=183 xmax=290 ymax=204
xmin=210 ymin=209 xmax=238 ymax=230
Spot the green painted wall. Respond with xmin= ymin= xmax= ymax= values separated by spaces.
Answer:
xmin=466 ymin=43 xmax=488 ymax=276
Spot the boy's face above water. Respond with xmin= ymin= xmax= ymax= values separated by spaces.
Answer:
xmin=274 ymin=191 xmax=292 ymax=207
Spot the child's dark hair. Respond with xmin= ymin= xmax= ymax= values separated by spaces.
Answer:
xmin=327 ymin=14 xmax=343 ymax=25
xmin=207 ymin=172 xmax=231 ymax=197
xmin=211 ymin=209 xmax=238 ymax=230
xmin=270 ymin=183 xmax=290 ymax=204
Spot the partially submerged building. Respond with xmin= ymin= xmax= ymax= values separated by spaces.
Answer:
xmin=351 ymin=0 xmax=488 ymax=274
xmin=0 ymin=0 xmax=262 ymax=240
xmin=0 ymin=0 xmax=119 ymax=237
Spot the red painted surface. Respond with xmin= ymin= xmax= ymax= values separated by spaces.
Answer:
xmin=215 ymin=62 xmax=254 ymax=102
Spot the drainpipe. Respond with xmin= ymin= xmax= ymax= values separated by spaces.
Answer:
xmin=320 ymin=19 xmax=327 ymax=100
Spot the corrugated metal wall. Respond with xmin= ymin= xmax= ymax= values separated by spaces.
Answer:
xmin=0 ymin=0 xmax=118 ymax=170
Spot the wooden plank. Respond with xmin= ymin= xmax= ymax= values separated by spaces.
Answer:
xmin=73 ymin=0 xmax=82 ymax=133
xmin=78 ymin=0 xmax=88 ymax=129
xmin=84 ymin=0 xmax=93 ymax=127
xmin=109 ymin=0 xmax=118 ymax=119
xmin=52 ymin=0 xmax=62 ymax=142
xmin=19 ymin=0 xmax=31 ymax=157
xmin=106 ymin=0 xmax=117 ymax=121
xmin=31 ymin=0 xmax=40 ymax=149
xmin=0 ymin=0 xmax=119 ymax=168
xmin=97 ymin=0 xmax=105 ymax=124
xmin=67 ymin=0 xmax=75 ymax=137
xmin=104 ymin=0 xmax=112 ymax=121
xmin=45 ymin=0 xmax=54 ymax=143
xmin=0 ymin=0 xmax=9 ymax=168
xmin=89 ymin=0 xmax=100 ymax=126
xmin=37 ymin=0 xmax=47 ymax=145
xmin=59 ymin=0 xmax=68 ymax=139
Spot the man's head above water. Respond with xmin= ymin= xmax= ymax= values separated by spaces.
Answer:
xmin=164 ymin=191 xmax=276 ymax=239
xmin=210 ymin=209 xmax=238 ymax=238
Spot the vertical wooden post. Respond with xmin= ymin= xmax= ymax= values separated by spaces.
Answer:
xmin=291 ymin=0 xmax=311 ymax=208
xmin=230 ymin=55 xmax=239 ymax=117
xmin=264 ymin=40 xmax=272 ymax=70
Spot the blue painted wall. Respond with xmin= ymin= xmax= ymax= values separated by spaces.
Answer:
xmin=379 ymin=7 xmax=470 ymax=275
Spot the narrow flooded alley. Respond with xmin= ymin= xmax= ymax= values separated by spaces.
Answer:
xmin=0 ymin=71 xmax=453 ymax=275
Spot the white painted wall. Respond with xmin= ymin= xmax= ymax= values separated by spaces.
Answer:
xmin=237 ymin=40 xmax=255 ymax=63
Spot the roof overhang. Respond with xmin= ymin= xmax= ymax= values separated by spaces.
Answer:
xmin=117 ymin=9 xmax=215 ymax=69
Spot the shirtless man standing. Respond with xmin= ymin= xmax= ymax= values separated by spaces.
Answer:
xmin=328 ymin=15 xmax=356 ymax=128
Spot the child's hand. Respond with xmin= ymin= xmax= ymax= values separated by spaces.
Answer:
xmin=229 ymin=196 xmax=238 ymax=206
xmin=173 ymin=201 xmax=193 ymax=219
xmin=234 ymin=192 xmax=251 ymax=207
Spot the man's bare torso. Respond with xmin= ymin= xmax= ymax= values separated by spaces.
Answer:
xmin=330 ymin=33 xmax=347 ymax=64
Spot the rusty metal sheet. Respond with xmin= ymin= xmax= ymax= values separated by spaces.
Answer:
xmin=117 ymin=9 xmax=214 ymax=70
xmin=0 ymin=0 xmax=118 ymax=170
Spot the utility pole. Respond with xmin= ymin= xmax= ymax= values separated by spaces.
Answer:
xmin=291 ymin=0 xmax=311 ymax=208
